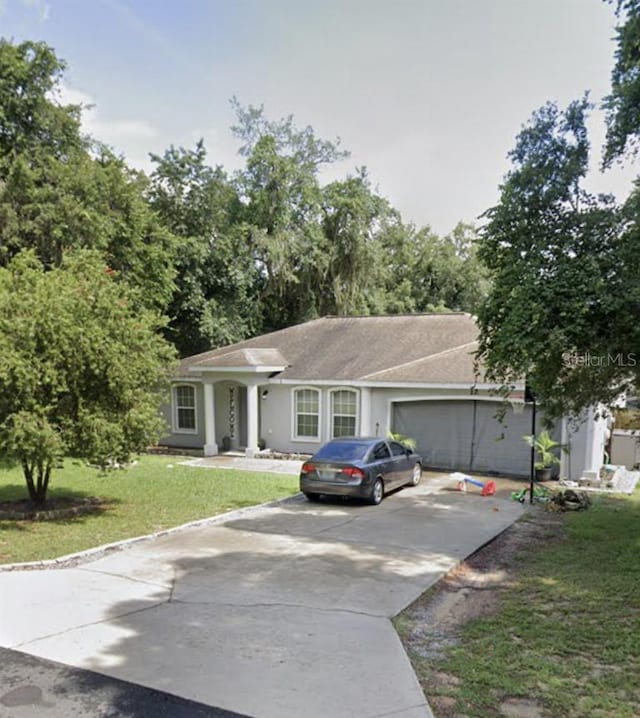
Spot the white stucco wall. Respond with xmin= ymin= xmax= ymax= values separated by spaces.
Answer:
xmin=161 ymin=380 xmax=515 ymax=455
xmin=260 ymin=383 xmax=362 ymax=454
xmin=160 ymin=378 xmax=607 ymax=479
xmin=560 ymin=408 xmax=609 ymax=480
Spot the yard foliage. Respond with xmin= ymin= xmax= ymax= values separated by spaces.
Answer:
xmin=0 ymin=251 xmax=176 ymax=504
xmin=149 ymin=100 xmax=489 ymax=352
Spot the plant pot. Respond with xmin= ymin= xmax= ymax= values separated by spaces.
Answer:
xmin=535 ymin=466 xmax=554 ymax=482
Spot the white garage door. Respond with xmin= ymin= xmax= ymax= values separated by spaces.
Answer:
xmin=392 ymin=400 xmax=535 ymax=477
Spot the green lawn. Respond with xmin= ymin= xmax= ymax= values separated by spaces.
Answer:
xmin=398 ymin=490 xmax=640 ymax=717
xmin=0 ymin=455 xmax=299 ymax=564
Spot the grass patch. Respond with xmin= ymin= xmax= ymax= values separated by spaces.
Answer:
xmin=399 ymin=491 xmax=640 ymax=717
xmin=0 ymin=455 xmax=299 ymax=564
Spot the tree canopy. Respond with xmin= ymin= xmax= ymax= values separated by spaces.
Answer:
xmin=0 ymin=39 xmax=83 ymax=160
xmin=149 ymin=99 xmax=488 ymax=354
xmin=478 ymin=1 xmax=640 ymax=418
xmin=0 ymin=40 xmax=177 ymax=314
xmin=1 ymin=37 xmax=489 ymax=360
xmin=603 ymin=0 xmax=640 ymax=166
xmin=149 ymin=140 xmax=259 ymax=355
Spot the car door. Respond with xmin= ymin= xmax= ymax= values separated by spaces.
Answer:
xmin=369 ymin=441 xmax=394 ymax=485
xmin=388 ymin=440 xmax=412 ymax=486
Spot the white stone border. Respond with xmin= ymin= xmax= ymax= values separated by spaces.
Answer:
xmin=0 ymin=492 xmax=305 ymax=573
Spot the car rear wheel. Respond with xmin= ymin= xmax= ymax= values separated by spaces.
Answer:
xmin=369 ymin=478 xmax=384 ymax=505
xmin=410 ymin=462 xmax=422 ymax=486
xmin=304 ymin=492 xmax=321 ymax=502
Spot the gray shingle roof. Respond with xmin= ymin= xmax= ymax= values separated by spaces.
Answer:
xmin=179 ymin=314 xmax=483 ymax=384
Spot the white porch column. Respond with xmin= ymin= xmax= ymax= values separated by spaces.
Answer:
xmin=203 ymin=382 xmax=218 ymax=456
xmin=360 ymin=387 xmax=372 ymax=436
xmin=564 ymin=407 xmax=607 ymax=480
xmin=245 ymin=381 xmax=259 ymax=458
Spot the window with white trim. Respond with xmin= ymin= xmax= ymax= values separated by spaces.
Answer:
xmin=330 ymin=389 xmax=358 ymax=438
xmin=294 ymin=388 xmax=320 ymax=440
xmin=174 ymin=384 xmax=197 ymax=433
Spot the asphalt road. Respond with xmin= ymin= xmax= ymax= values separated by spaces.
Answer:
xmin=0 ymin=646 xmax=251 ymax=718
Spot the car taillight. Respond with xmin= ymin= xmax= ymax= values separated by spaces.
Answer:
xmin=301 ymin=462 xmax=316 ymax=474
xmin=342 ymin=467 xmax=365 ymax=479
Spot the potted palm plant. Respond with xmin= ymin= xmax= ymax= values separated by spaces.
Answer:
xmin=523 ymin=430 xmax=564 ymax=481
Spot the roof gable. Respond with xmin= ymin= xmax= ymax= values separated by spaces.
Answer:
xmin=192 ymin=348 xmax=287 ymax=370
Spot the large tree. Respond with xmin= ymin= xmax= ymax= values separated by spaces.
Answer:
xmin=477 ymin=98 xmax=638 ymax=417
xmin=0 ymin=250 xmax=176 ymax=505
xmin=232 ymin=100 xmax=349 ymax=330
xmin=477 ymin=1 xmax=640 ymax=418
xmin=318 ymin=170 xmax=393 ymax=316
xmin=379 ymin=221 xmax=489 ymax=315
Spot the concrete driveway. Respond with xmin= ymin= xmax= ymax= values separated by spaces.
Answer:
xmin=0 ymin=476 xmax=523 ymax=718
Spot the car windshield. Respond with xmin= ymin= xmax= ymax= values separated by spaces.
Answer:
xmin=313 ymin=441 xmax=370 ymax=462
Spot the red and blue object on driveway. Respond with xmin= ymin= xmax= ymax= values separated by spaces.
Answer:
xmin=454 ymin=474 xmax=497 ymax=496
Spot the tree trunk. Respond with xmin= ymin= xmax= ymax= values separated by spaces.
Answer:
xmin=22 ymin=460 xmax=38 ymax=503
xmin=22 ymin=460 xmax=51 ymax=505
xmin=34 ymin=462 xmax=51 ymax=505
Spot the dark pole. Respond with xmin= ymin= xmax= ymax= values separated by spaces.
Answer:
xmin=529 ymin=396 xmax=536 ymax=504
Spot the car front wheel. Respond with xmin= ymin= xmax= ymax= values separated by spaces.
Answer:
xmin=410 ymin=463 xmax=422 ymax=486
xmin=369 ymin=478 xmax=384 ymax=505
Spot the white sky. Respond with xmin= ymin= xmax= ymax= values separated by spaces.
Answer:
xmin=1 ymin=0 xmax=637 ymax=234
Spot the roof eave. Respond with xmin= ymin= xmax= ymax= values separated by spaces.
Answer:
xmin=188 ymin=365 xmax=287 ymax=374
xmin=267 ymin=377 xmax=523 ymax=390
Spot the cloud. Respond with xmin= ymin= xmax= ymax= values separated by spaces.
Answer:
xmin=52 ymin=84 xmax=160 ymax=171
xmin=99 ymin=118 xmax=159 ymax=142
xmin=56 ymin=84 xmax=159 ymax=145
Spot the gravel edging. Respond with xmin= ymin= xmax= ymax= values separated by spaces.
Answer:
xmin=0 ymin=497 xmax=105 ymax=521
xmin=0 ymin=491 xmax=305 ymax=573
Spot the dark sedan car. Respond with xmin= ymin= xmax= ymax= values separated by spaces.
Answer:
xmin=300 ymin=437 xmax=422 ymax=505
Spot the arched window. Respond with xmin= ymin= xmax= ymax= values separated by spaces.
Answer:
xmin=293 ymin=387 xmax=321 ymax=440
xmin=330 ymin=389 xmax=358 ymax=438
xmin=173 ymin=384 xmax=197 ymax=433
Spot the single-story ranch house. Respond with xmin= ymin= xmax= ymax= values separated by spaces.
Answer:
xmin=161 ymin=313 xmax=607 ymax=480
